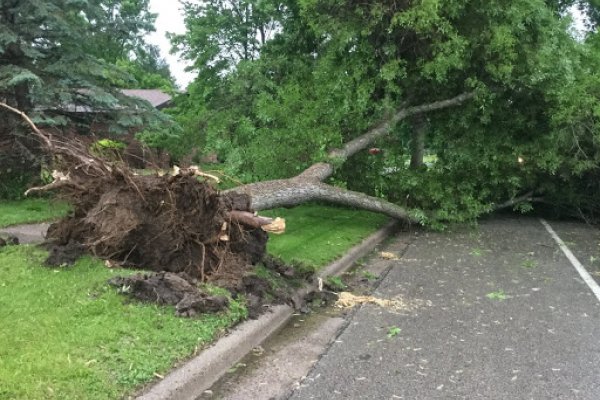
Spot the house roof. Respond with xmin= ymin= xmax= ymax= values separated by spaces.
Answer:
xmin=38 ymin=89 xmax=174 ymax=114
xmin=121 ymin=89 xmax=172 ymax=109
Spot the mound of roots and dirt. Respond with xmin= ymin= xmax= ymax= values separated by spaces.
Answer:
xmin=45 ymin=172 xmax=268 ymax=282
xmin=1 ymin=104 xmax=297 ymax=317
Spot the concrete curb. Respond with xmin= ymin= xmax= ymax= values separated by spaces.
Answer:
xmin=137 ymin=220 xmax=400 ymax=400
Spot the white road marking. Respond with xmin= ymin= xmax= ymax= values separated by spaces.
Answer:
xmin=540 ymin=219 xmax=600 ymax=303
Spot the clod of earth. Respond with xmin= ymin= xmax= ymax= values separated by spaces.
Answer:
xmin=44 ymin=240 xmax=85 ymax=266
xmin=108 ymin=272 xmax=230 ymax=317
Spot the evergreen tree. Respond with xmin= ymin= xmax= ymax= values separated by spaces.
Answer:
xmin=0 ymin=0 xmax=176 ymax=198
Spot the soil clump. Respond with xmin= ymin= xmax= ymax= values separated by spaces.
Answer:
xmin=108 ymin=272 xmax=230 ymax=317
xmin=0 ymin=235 xmax=19 ymax=248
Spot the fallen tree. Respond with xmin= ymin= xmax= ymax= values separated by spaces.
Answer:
xmin=0 ymin=92 xmax=473 ymax=281
xmin=230 ymin=92 xmax=475 ymax=222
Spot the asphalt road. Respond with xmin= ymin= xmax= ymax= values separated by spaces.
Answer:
xmin=288 ymin=216 xmax=600 ymax=400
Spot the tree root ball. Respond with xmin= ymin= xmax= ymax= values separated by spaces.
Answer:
xmin=45 ymin=173 xmax=267 ymax=281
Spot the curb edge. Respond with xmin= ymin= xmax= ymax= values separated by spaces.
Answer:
xmin=138 ymin=220 xmax=400 ymax=400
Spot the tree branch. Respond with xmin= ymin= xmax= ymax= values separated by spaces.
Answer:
xmin=229 ymin=179 xmax=418 ymax=223
xmin=329 ymin=92 xmax=474 ymax=161
xmin=0 ymin=101 xmax=54 ymax=150
xmin=228 ymin=92 xmax=476 ymax=223
xmin=493 ymin=191 xmax=537 ymax=211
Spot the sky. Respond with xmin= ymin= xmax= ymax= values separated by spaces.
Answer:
xmin=147 ymin=0 xmax=195 ymax=89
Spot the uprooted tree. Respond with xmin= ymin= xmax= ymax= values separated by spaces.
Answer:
xmin=4 ymin=0 xmax=600 ymax=287
xmin=1 ymin=92 xmax=472 ymax=283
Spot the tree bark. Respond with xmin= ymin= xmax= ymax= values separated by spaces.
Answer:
xmin=228 ymin=92 xmax=475 ymax=223
xmin=409 ymin=114 xmax=426 ymax=169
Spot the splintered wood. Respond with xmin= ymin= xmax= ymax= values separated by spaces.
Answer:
xmin=261 ymin=217 xmax=285 ymax=234
xmin=335 ymin=292 xmax=430 ymax=312
xmin=171 ymin=165 xmax=221 ymax=183
xmin=380 ymin=251 xmax=399 ymax=260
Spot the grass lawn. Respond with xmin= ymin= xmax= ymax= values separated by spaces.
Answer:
xmin=0 ymin=246 xmax=246 ymax=400
xmin=0 ymin=198 xmax=70 ymax=228
xmin=264 ymin=203 xmax=388 ymax=269
xmin=0 ymin=203 xmax=388 ymax=399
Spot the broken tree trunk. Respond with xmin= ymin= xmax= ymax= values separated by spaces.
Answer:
xmin=228 ymin=92 xmax=475 ymax=223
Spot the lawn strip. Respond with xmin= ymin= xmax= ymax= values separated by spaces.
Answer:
xmin=0 ymin=198 xmax=70 ymax=228
xmin=0 ymin=203 xmax=388 ymax=399
xmin=0 ymin=246 xmax=246 ymax=400
xmin=264 ymin=203 xmax=389 ymax=269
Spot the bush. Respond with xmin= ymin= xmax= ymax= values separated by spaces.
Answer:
xmin=0 ymin=170 xmax=34 ymax=200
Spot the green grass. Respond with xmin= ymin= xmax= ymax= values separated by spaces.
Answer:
xmin=0 ymin=198 xmax=71 ymax=228
xmin=0 ymin=203 xmax=387 ymax=399
xmin=486 ymin=290 xmax=507 ymax=301
xmin=0 ymin=246 xmax=246 ymax=400
xmin=326 ymin=275 xmax=347 ymax=291
xmin=263 ymin=203 xmax=388 ymax=269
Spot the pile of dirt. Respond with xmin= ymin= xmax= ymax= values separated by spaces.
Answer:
xmin=108 ymin=272 xmax=230 ymax=317
xmin=45 ymin=172 xmax=267 ymax=283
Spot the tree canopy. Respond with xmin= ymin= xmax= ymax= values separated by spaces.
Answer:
xmin=0 ymin=0 xmax=178 ymax=198
xmin=3 ymin=0 xmax=600 ymax=224
xmin=169 ymin=0 xmax=600 ymax=225
xmin=0 ymin=0 xmax=174 ymax=121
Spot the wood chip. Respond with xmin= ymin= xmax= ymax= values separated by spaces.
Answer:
xmin=335 ymin=292 xmax=431 ymax=311
xmin=380 ymin=251 xmax=399 ymax=260
xmin=262 ymin=217 xmax=286 ymax=234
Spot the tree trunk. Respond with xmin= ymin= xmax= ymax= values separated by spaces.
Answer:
xmin=227 ymin=92 xmax=475 ymax=223
xmin=409 ymin=114 xmax=426 ymax=169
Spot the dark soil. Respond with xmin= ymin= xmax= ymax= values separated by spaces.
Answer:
xmin=108 ymin=272 xmax=230 ymax=317
xmin=45 ymin=173 xmax=267 ymax=283
xmin=39 ymin=165 xmax=284 ymax=317
xmin=108 ymin=257 xmax=311 ymax=318
xmin=44 ymin=240 xmax=85 ymax=266
xmin=230 ymin=256 xmax=308 ymax=319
